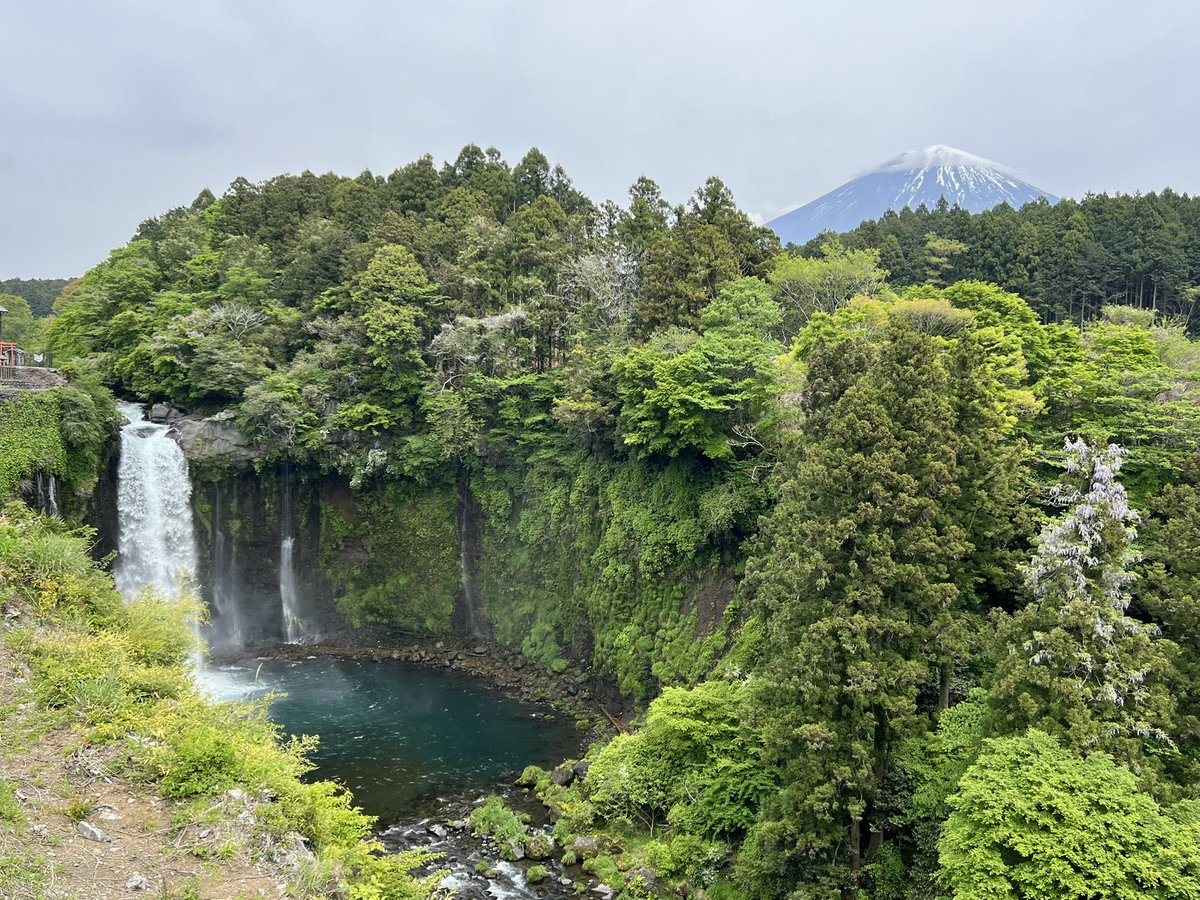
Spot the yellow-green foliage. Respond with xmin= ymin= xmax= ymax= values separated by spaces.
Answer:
xmin=0 ymin=506 xmax=438 ymax=897
xmin=588 ymin=680 xmax=773 ymax=839
xmin=0 ymin=502 xmax=121 ymax=618
xmin=469 ymin=795 xmax=528 ymax=845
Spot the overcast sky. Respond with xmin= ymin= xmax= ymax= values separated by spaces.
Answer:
xmin=3 ymin=0 xmax=1197 ymax=278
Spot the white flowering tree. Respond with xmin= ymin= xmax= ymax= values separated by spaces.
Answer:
xmin=989 ymin=439 xmax=1173 ymax=759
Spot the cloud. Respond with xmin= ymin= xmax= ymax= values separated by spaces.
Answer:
xmin=2 ymin=0 xmax=1198 ymax=276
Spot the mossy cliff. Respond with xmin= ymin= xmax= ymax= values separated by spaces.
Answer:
xmin=0 ymin=379 xmax=118 ymax=519
xmin=159 ymin=441 xmax=748 ymax=704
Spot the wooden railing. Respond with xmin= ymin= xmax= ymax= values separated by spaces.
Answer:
xmin=0 ymin=342 xmax=16 ymax=381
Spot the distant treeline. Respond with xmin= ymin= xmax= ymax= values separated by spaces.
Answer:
xmin=0 ymin=277 xmax=71 ymax=318
xmin=800 ymin=190 xmax=1200 ymax=328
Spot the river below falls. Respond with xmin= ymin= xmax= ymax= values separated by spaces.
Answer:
xmin=198 ymin=656 xmax=587 ymax=898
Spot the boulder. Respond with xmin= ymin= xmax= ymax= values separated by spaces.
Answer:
xmin=550 ymin=765 xmax=575 ymax=787
xmin=629 ymin=867 xmax=658 ymax=889
xmin=77 ymin=821 xmax=112 ymax=842
xmin=570 ymin=836 xmax=602 ymax=859
xmin=125 ymin=874 xmax=150 ymax=892
xmin=172 ymin=410 xmax=258 ymax=466
xmin=524 ymin=832 xmax=554 ymax=859
xmin=572 ymin=760 xmax=591 ymax=781
xmin=504 ymin=837 xmax=525 ymax=861
xmin=149 ymin=403 xmax=170 ymax=421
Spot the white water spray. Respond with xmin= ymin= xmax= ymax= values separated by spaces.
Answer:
xmin=114 ymin=401 xmax=199 ymax=600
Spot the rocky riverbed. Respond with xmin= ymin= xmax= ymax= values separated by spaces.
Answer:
xmin=381 ymin=787 xmax=592 ymax=900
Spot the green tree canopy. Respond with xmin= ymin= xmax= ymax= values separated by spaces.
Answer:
xmin=939 ymin=730 xmax=1200 ymax=900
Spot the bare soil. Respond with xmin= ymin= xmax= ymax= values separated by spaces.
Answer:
xmin=0 ymin=624 xmax=311 ymax=899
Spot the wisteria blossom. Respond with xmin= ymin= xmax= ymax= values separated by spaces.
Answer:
xmin=1019 ymin=439 xmax=1168 ymax=743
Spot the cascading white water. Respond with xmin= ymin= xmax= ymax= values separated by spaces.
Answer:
xmin=34 ymin=472 xmax=58 ymax=517
xmin=279 ymin=536 xmax=303 ymax=642
xmin=279 ymin=468 xmax=306 ymax=643
xmin=207 ymin=482 xmax=246 ymax=652
xmin=114 ymin=401 xmax=198 ymax=600
xmin=458 ymin=492 xmax=480 ymax=638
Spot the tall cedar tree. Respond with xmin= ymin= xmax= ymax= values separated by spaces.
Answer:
xmin=741 ymin=322 xmax=970 ymax=896
xmin=936 ymin=330 xmax=1031 ymax=704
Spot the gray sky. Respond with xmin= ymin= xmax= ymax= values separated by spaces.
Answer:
xmin=3 ymin=0 xmax=1198 ymax=278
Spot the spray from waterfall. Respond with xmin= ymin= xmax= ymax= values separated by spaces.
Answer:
xmin=279 ymin=466 xmax=306 ymax=643
xmin=115 ymin=401 xmax=203 ymax=666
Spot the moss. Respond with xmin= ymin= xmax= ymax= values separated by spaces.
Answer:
xmin=468 ymin=795 xmax=528 ymax=845
xmin=474 ymin=453 xmax=751 ymax=703
xmin=0 ymin=381 xmax=117 ymax=512
xmin=319 ymin=480 xmax=459 ymax=633
xmin=0 ymin=392 xmax=66 ymax=500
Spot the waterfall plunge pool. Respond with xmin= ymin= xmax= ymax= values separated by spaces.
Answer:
xmin=199 ymin=656 xmax=583 ymax=824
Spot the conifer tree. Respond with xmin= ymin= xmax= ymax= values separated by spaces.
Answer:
xmin=741 ymin=322 xmax=969 ymax=894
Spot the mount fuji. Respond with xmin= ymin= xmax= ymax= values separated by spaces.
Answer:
xmin=767 ymin=145 xmax=1057 ymax=246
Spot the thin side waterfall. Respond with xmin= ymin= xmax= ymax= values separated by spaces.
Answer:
xmin=114 ymin=401 xmax=201 ymax=659
xmin=279 ymin=467 xmax=305 ymax=643
xmin=458 ymin=490 xmax=480 ymax=638
xmin=34 ymin=472 xmax=58 ymax=517
xmin=208 ymin=482 xmax=245 ymax=652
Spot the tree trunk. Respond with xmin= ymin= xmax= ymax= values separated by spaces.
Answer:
xmin=940 ymin=663 xmax=953 ymax=711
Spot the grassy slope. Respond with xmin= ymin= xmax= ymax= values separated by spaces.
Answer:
xmin=0 ymin=505 xmax=440 ymax=900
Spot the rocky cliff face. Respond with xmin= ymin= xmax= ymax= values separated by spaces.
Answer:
xmin=168 ymin=409 xmax=260 ymax=468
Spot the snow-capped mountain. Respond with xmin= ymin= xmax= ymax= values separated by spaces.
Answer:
xmin=767 ymin=145 xmax=1057 ymax=246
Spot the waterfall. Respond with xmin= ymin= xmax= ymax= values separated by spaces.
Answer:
xmin=114 ymin=401 xmax=198 ymax=599
xmin=458 ymin=490 xmax=480 ymax=638
xmin=34 ymin=472 xmax=58 ymax=516
xmin=207 ymin=481 xmax=245 ymax=652
xmin=279 ymin=467 xmax=306 ymax=643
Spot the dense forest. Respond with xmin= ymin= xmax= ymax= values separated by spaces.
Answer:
xmin=0 ymin=277 xmax=71 ymax=317
xmin=7 ymin=145 xmax=1200 ymax=897
xmin=799 ymin=190 xmax=1200 ymax=327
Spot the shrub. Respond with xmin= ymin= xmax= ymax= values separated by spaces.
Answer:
xmin=469 ymin=795 xmax=528 ymax=846
xmin=587 ymin=680 xmax=772 ymax=838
